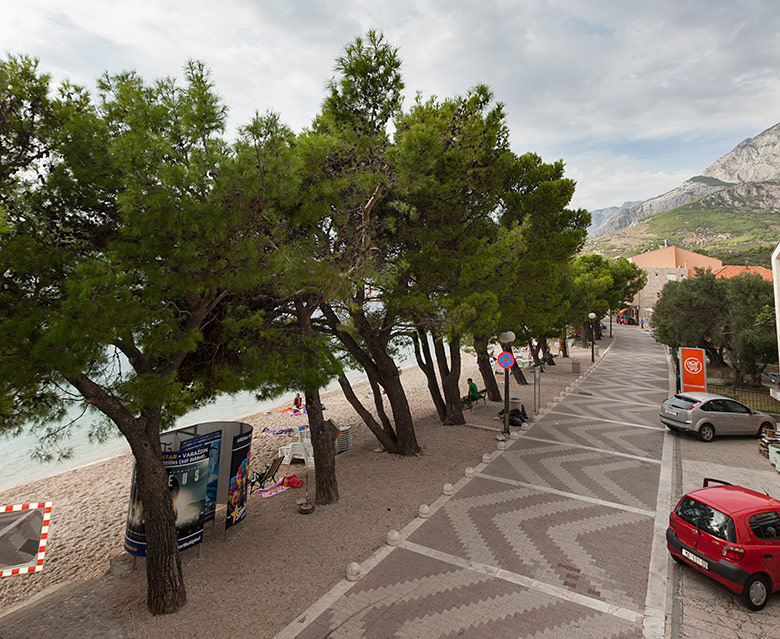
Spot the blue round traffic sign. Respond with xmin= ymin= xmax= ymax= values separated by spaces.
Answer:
xmin=497 ymin=352 xmax=515 ymax=369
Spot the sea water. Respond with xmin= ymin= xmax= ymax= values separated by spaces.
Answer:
xmin=0 ymin=344 xmax=416 ymax=494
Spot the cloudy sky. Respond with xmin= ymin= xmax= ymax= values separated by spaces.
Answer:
xmin=3 ymin=0 xmax=779 ymax=211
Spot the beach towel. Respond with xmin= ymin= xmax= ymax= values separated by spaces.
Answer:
xmin=263 ymin=427 xmax=294 ymax=435
xmin=253 ymin=474 xmax=303 ymax=498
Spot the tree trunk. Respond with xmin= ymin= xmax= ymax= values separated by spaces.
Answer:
xmin=412 ymin=328 xmax=447 ymax=421
xmin=129 ymin=429 xmax=187 ymax=615
xmin=305 ymin=389 xmax=339 ymax=505
xmin=371 ymin=345 xmax=420 ymax=454
xmin=701 ymin=339 xmax=727 ymax=367
xmin=529 ymin=339 xmax=543 ymax=368
xmin=338 ymin=374 xmax=400 ymax=452
xmin=433 ymin=333 xmax=465 ymax=425
xmin=320 ymin=303 xmax=419 ymax=455
xmin=560 ymin=335 xmax=569 ymax=358
xmin=581 ymin=322 xmax=589 ymax=348
xmin=68 ymin=373 xmax=185 ymax=615
xmin=474 ymin=335 xmax=501 ymax=401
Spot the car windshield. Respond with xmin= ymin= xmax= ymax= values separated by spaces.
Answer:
xmin=675 ymin=496 xmax=736 ymax=542
xmin=666 ymin=396 xmax=699 ymax=410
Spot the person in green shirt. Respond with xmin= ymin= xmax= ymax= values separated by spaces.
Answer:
xmin=466 ymin=378 xmax=480 ymax=401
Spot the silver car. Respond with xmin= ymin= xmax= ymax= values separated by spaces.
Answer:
xmin=660 ymin=392 xmax=776 ymax=442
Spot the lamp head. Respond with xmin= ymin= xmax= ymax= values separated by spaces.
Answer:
xmin=588 ymin=312 xmax=596 ymax=320
xmin=499 ymin=331 xmax=516 ymax=343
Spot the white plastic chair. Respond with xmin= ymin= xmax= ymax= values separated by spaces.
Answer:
xmin=278 ymin=441 xmax=314 ymax=467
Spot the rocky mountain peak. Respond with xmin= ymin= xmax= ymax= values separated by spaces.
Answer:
xmin=589 ymin=121 xmax=780 ymax=237
xmin=702 ymin=122 xmax=780 ymax=183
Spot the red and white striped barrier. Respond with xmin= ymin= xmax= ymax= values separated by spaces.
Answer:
xmin=0 ymin=502 xmax=52 ymax=577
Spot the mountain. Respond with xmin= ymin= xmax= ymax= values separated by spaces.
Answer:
xmin=589 ymin=122 xmax=780 ymax=238
xmin=702 ymin=122 xmax=780 ymax=183
xmin=587 ymin=201 xmax=641 ymax=230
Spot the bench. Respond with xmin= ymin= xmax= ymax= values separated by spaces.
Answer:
xmin=462 ymin=389 xmax=487 ymax=409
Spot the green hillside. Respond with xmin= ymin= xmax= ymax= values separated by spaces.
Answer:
xmin=585 ymin=181 xmax=780 ymax=265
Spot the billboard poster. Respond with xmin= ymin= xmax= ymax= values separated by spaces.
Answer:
xmin=225 ymin=430 xmax=252 ymax=530
xmin=0 ymin=502 xmax=52 ymax=577
xmin=680 ymin=347 xmax=707 ymax=393
xmin=124 ymin=444 xmax=211 ymax=557
xmin=181 ymin=431 xmax=222 ymax=523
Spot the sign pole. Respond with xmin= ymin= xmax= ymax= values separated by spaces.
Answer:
xmin=496 ymin=350 xmax=516 ymax=435
xmin=504 ymin=368 xmax=510 ymax=435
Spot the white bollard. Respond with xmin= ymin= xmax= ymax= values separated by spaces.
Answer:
xmin=346 ymin=562 xmax=361 ymax=581
xmin=418 ymin=504 xmax=431 ymax=519
xmin=443 ymin=483 xmax=454 ymax=495
xmin=465 ymin=467 xmax=474 ymax=477
xmin=386 ymin=530 xmax=401 ymax=546
xmin=482 ymin=453 xmax=492 ymax=463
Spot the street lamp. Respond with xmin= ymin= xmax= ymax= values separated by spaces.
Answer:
xmin=498 ymin=330 xmax=516 ymax=435
xmin=588 ymin=312 xmax=596 ymax=362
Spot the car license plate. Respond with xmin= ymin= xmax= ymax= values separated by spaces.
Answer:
xmin=665 ymin=408 xmax=678 ymax=416
xmin=682 ymin=548 xmax=708 ymax=570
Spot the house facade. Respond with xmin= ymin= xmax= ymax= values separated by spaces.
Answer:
xmin=628 ymin=246 xmax=723 ymax=323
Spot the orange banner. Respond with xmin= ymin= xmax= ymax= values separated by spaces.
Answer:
xmin=680 ymin=347 xmax=706 ymax=393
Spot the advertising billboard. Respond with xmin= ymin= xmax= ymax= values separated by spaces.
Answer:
xmin=679 ymin=347 xmax=707 ymax=393
xmin=124 ymin=445 xmax=210 ymax=557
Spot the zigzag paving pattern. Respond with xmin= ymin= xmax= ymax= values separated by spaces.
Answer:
xmin=296 ymin=548 xmax=642 ymax=639
xmin=282 ymin=327 xmax=671 ymax=638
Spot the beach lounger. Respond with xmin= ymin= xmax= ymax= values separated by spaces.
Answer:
xmin=249 ymin=456 xmax=284 ymax=491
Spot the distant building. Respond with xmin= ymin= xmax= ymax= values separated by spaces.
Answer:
xmin=627 ymin=246 xmax=723 ymax=324
xmin=712 ymin=264 xmax=773 ymax=282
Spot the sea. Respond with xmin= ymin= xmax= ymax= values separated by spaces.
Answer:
xmin=0 ymin=346 xmax=416 ymax=494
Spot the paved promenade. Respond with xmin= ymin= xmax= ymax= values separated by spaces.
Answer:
xmin=277 ymin=326 xmax=674 ymax=638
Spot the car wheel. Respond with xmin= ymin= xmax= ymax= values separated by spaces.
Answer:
xmin=758 ymin=422 xmax=775 ymax=437
xmin=742 ymin=573 xmax=771 ymax=611
xmin=698 ymin=423 xmax=715 ymax=442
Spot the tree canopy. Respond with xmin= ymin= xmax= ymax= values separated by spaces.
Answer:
xmin=0 ymin=32 xmax=610 ymax=615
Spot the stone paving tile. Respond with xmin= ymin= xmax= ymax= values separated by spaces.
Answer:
xmin=406 ymin=478 xmax=654 ymax=611
xmin=551 ymin=394 xmax=663 ymax=429
xmin=485 ymin=440 xmax=660 ymax=511
xmin=296 ymin=547 xmax=643 ymax=639
xmin=529 ymin=418 xmax=664 ymax=460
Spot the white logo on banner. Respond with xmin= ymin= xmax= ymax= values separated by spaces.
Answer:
xmin=684 ymin=357 xmax=702 ymax=375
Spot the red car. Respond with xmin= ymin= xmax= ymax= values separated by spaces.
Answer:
xmin=667 ymin=478 xmax=780 ymax=610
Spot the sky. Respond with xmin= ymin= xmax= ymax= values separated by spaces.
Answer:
xmin=3 ymin=0 xmax=780 ymax=212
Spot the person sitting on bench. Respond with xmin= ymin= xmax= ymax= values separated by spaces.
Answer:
xmin=463 ymin=378 xmax=481 ymax=404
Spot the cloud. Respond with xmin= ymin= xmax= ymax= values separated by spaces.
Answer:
xmin=3 ymin=0 xmax=780 ymax=210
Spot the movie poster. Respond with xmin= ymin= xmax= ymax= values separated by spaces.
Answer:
xmin=225 ymin=430 xmax=252 ymax=530
xmin=181 ymin=431 xmax=222 ymax=523
xmin=124 ymin=444 xmax=211 ymax=557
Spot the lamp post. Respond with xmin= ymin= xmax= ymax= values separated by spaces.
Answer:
xmin=498 ymin=330 xmax=516 ymax=435
xmin=588 ymin=312 xmax=596 ymax=363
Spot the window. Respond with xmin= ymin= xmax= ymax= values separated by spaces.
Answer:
xmin=724 ymin=400 xmax=751 ymax=414
xmin=666 ymin=395 xmax=698 ymax=410
xmin=675 ymin=497 xmax=736 ymax=542
xmin=749 ymin=512 xmax=780 ymax=540
xmin=702 ymin=400 xmax=727 ymax=412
